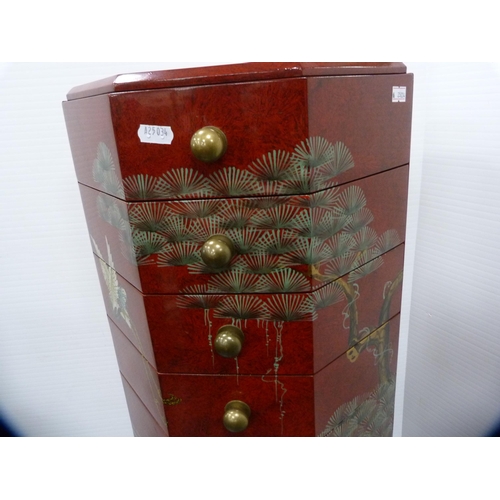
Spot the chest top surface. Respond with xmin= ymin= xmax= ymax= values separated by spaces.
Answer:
xmin=66 ymin=62 xmax=407 ymax=100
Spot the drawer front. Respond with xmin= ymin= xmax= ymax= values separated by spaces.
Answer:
xmin=160 ymin=373 xmax=315 ymax=437
xmin=81 ymin=165 xmax=408 ymax=294
xmin=160 ymin=315 xmax=400 ymax=437
xmin=94 ymin=244 xmax=403 ymax=376
xmin=65 ymin=75 xmax=412 ymax=202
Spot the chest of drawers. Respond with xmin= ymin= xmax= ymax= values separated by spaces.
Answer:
xmin=63 ymin=62 xmax=413 ymax=436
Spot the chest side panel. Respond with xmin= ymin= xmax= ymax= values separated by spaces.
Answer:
xmin=308 ymin=73 xmax=413 ymax=182
xmin=108 ymin=318 xmax=166 ymax=432
xmin=63 ymin=95 xmax=124 ymax=198
xmin=314 ymin=314 xmax=401 ymax=436
xmin=120 ymin=375 xmax=169 ymax=437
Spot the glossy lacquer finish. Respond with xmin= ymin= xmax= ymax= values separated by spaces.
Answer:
xmin=81 ymin=165 xmax=409 ymax=295
xmin=64 ymin=74 xmax=412 ymax=201
xmin=94 ymin=243 xmax=404 ymax=376
xmin=64 ymin=62 xmax=413 ymax=437
xmin=159 ymin=315 xmax=401 ymax=437
xmin=66 ymin=63 xmax=407 ymax=100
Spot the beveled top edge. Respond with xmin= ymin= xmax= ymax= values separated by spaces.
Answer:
xmin=66 ymin=62 xmax=407 ymax=100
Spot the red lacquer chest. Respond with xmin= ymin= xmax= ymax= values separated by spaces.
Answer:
xmin=63 ymin=62 xmax=413 ymax=436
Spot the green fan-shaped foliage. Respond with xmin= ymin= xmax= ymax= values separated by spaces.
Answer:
xmin=208 ymin=167 xmax=261 ymax=197
xmin=232 ymin=254 xmax=286 ymax=275
xmin=259 ymin=230 xmax=299 ymax=255
xmin=92 ymin=143 xmax=124 ymax=197
xmin=344 ymin=208 xmax=374 ymax=235
xmin=132 ymin=230 xmax=167 ymax=258
xmin=170 ymin=199 xmax=221 ymax=219
xmin=250 ymin=204 xmax=302 ymax=230
xmin=319 ymin=380 xmax=395 ymax=437
xmin=374 ymin=229 xmax=401 ymax=256
xmin=313 ymin=281 xmax=345 ymax=310
xmin=214 ymin=295 xmax=266 ymax=321
xmin=323 ymin=233 xmax=355 ymax=260
xmin=350 ymin=226 xmax=378 ymax=253
xmin=265 ymin=294 xmax=317 ymax=322
xmin=348 ymin=255 xmax=384 ymax=283
xmin=291 ymin=136 xmax=336 ymax=170
xmin=96 ymin=195 xmax=127 ymax=231
xmin=289 ymin=188 xmax=341 ymax=210
xmin=258 ymin=268 xmax=310 ymax=293
xmin=324 ymin=253 xmax=358 ymax=279
xmin=336 ymin=185 xmax=367 ymax=216
xmin=156 ymin=168 xmax=211 ymax=198
xmin=157 ymin=242 xmax=201 ymax=267
xmin=316 ymin=212 xmax=350 ymax=240
xmin=128 ymin=203 xmax=173 ymax=232
xmin=281 ymin=237 xmax=328 ymax=266
xmin=248 ymin=149 xmax=292 ymax=182
xmin=318 ymin=141 xmax=355 ymax=181
xmin=176 ymin=287 xmax=222 ymax=310
xmin=293 ymin=210 xmax=325 ymax=238
xmin=224 ymin=228 xmax=265 ymax=255
xmin=122 ymin=174 xmax=160 ymax=200
xmin=188 ymin=216 xmax=224 ymax=243
xmin=219 ymin=204 xmax=254 ymax=230
xmin=279 ymin=165 xmax=322 ymax=194
xmin=158 ymin=216 xmax=197 ymax=243
xmin=207 ymin=270 xmax=261 ymax=293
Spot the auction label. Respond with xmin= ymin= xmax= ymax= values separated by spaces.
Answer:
xmin=138 ymin=124 xmax=174 ymax=144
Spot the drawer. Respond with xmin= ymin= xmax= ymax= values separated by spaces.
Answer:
xmin=120 ymin=376 xmax=169 ymax=437
xmin=108 ymin=318 xmax=167 ymax=432
xmin=160 ymin=315 xmax=400 ymax=437
xmin=64 ymin=74 xmax=412 ymax=201
xmin=94 ymin=244 xmax=404 ymax=375
xmin=82 ymin=164 xmax=408 ymax=294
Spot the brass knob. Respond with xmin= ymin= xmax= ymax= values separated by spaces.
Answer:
xmin=190 ymin=126 xmax=227 ymax=162
xmin=215 ymin=325 xmax=245 ymax=358
xmin=223 ymin=400 xmax=251 ymax=433
xmin=201 ymin=235 xmax=235 ymax=269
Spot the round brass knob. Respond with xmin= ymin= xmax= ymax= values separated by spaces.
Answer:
xmin=200 ymin=235 xmax=235 ymax=269
xmin=190 ymin=126 xmax=227 ymax=162
xmin=215 ymin=325 xmax=245 ymax=358
xmin=223 ymin=400 xmax=251 ymax=433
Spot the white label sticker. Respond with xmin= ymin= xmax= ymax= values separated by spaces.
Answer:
xmin=392 ymin=86 xmax=406 ymax=103
xmin=138 ymin=124 xmax=174 ymax=144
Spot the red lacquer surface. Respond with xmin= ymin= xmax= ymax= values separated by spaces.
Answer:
xmin=94 ymin=244 xmax=403 ymax=376
xmin=314 ymin=315 xmax=401 ymax=436
xmin=66 ymin=62 xmax=407 ymax=100
xmin=121 ymin=376 xmax=169 ymax=437
xmin=308 ymin=73 xmax=413 ymax=186
xmin=159 ymin=315 xmax=400 ymax=437
xmin=81 ymin=165 xmax=409 ymax=295
xmin=108 ymin=318 xmax=166 ymax=432
xmin=160 ymin=372 xmax=315 ymax=437
xmin=64 ymin=63 xmax=412 ymax=437
xmin=65 ymin=72 xmax=412 ymax=202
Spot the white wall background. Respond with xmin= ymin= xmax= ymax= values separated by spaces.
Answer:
xmin=402 ymin=63 xmax=500 ymax=436
xmin=1 ymin=62 xmax=499 ymax=437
